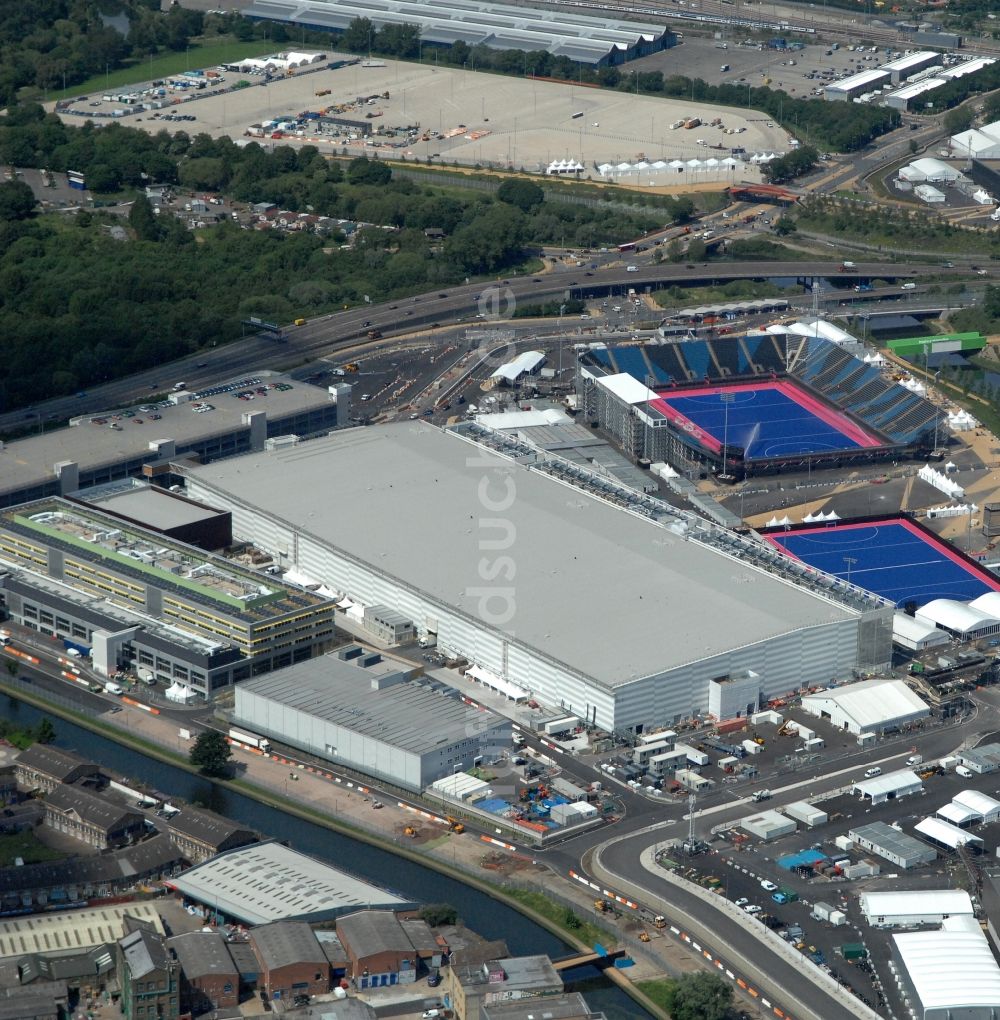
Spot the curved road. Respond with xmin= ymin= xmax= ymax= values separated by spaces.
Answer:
xmin=2 ymin=259 xmax=961 ymax=432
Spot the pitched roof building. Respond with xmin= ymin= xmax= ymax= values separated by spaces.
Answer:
xmin=166 ymin=807 xmax=258 ymax=864
xmin=43 ymin=786 xmax=144 ymax=850
xmin=15 ymin=746 xmax=100 ymax=793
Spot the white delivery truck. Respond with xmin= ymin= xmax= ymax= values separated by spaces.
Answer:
xmin=228 ymin=728 xmax=271 ymax=753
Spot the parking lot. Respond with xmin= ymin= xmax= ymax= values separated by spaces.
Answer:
xmin=632 ymin=35 xmax=914 ymax=105
xmin=654 ymin=722 xmax=1000 ymax=1016
xmin=53 ymin=57 xmax=790 ymax=175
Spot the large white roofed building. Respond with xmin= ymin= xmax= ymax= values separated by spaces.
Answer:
xmin=893 ymin=915 xmax=1000 ymax=1020
xmin=853 ymin=769 xmax=923 ymax=805
xmin=952 ymin=789 xmax=1000 ymax=824
xmin=179 ymin=423 xmax=891 ymax=732
xmin=915 ymin=816 xmax=985 ymax=851
xmin=860 ymin=889 xmax=973 ymax=927
xmin=892 ymin=612 xmax=949 ymax=651
xmin=916 ymin=599 xmax=1000 ymax=639
xmin=801 ymin=677 xmax=929 ymax=735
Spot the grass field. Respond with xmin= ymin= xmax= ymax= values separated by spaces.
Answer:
xmin=48 ymin=38 xmax=277 ymax=101
xmin=0 ymin=830 xmax=66 ymax=868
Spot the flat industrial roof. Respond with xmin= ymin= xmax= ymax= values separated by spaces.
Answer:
xmin=165 ymin=840 xmax=414 ymax=925
xmin=0 ymin=372 xmax=332 ymax=500
xmin=84 ymin=484 xmax=224 ymax=531
xmin=236 ymin=654 xmax=507 ymax=754
xmin=827 ymin=68 xmax=889 ymax=91
xmin=184 ymin=424 xmax=859 ymax=688
xmin=882 ymin=51 xmax=939 ymax=72
xmin=860 ymin=889 xmax=973 ymax=920
xmin=0 ymin=903 xmax=164 ymax=960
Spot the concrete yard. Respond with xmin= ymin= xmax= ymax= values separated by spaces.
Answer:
xmin=68 ymin=58 xmax=791 ymax=177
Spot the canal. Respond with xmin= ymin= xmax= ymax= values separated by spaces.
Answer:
xmin=3 ymin=697 xmax=651 ymax=1020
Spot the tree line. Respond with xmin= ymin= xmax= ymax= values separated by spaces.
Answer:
xmin=0 ymin=109 xmax=680 ymax=413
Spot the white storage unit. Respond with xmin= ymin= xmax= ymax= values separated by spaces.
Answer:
xmin=784 ymin=801 xmax=828 ymax=827
xmin=741 ymin=809 xmax=796 ymax=841
xmin=835 ymin=835 xmax=854 ymax=852
xmin=550 ymin=801 xmax=598 ymax=826
xmin=861 ymin=889 xmax=974 ymax=927
xmin=750 ymin=710 xmax=783 ymax=725
xmin=742 ymin=739 xmax=762 ymax=755
xmin=802 ymin=677 xmax=929 ymax=735
xmin=829 ymin=910 xmax=847 ymax=926
xmin=675 ymin=743 xmax=710 ymax=767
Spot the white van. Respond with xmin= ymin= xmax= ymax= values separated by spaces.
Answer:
xmin=955 ymin=764 xmax=974 ymax=778
xmin=864 ymin=766 xmax=882 ymax=779
xmin=104 ymin=682 xmax=124 ymax=696
xmin=626 ymin=265 xmax=639 ymax=273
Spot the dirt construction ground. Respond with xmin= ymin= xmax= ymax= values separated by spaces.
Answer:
xmin=65 ymin=57 xmax=791 ymax=178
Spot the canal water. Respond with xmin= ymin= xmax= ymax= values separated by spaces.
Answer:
xmin=3 ymin=698 xmax=650 ymax=1020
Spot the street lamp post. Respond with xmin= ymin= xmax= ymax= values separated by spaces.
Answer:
xmin=720 ymin=391 xmax=735 ymax=479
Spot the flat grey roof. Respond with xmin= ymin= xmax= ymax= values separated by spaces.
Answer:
xmin=483 ymin=992 xmax=597 ymax=1020
xmin=0 ymin=372 xmax=331 ymax=499
xmin=850 ymin=821 xmax=935 ymax=860
xmin=85 ymin=485 xmax=223 ymax=531
xmin=186 ymin=424 xmax=857 ymax=689
xmin=236 ymin=654 xmax=506 ymax=755
xmin=165 ymin=840 xmax=413 ymax=925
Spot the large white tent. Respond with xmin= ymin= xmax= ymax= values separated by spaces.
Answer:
xmin=893 ymin=915 xmax=1000 ymax=1020
xmin=802 ymin=677 xmax=929 ymax=735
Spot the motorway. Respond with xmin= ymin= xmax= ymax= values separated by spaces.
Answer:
xmin=0 ymin=259 xmax=965 ymax=434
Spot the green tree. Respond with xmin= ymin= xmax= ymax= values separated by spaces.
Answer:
xmin=686 ymin=237 xmax=707 ymax=262
xmin=0 ymin=180 xmax=36 ymax=220
xmin=774 ymin=215 xmax=796 ymax=236
xmin=189 ymin=730 xmax=233 ymax=777
xmin=943 ymin=106 xmax=975 ymax=134
xmin=665 ymin=974 xmax=733 ymax=1020
xmin=34 ymin=718 xmax=56 ymax=744
xmin=129 ymin=193 xmax=160 ymax=241
xmin=347 ymin=156 xmax=391 ymax=186
xmin=342 ymin=16 xmax=376 ymax=53
xmin=419 ymin=904 xmax=458 ymax=926
xmin=497 ymin=178 xmax=544 ymax=213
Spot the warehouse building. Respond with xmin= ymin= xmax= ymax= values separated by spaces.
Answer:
xmin=849 ymin=821 xmax=937 ymax=869
xmin=0 ymin=498 xmax=337 ymax=696
xmin=0 ymin=373 xmax=346 ymax=511
xmin=882 ymin=51 xmax=941 ymax=84
xmin=884 ymin=78 xmax=947 ymax=111
xmin=951 ymin=121 xmax=1000 ymax=159
xmin=180 ymin=423 xmax=891 ymax=733
xmin=165 ymin=841 xmax=415 ymax=925
xmin=233 ymin=648 xmax=511 ymax=791
xmin=892 ymin=915 xmax=1000 ymax=1020
xmin=860 ymin=889 xmax=974 ymax=928
xmin=241 ymin=0 xmax=674 ymax=66
xmin=801 ymin=677 xmax=929 ymax=736
xmin=825 ymin=68 xmax=889 ymax=101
